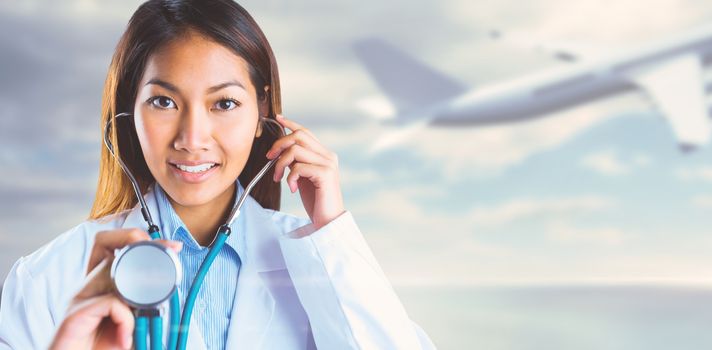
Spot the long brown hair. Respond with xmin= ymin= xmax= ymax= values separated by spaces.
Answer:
xmin=90 ymin=0 xmax=282 ymax=220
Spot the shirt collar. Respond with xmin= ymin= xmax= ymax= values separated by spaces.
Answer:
xmin=122 ymin=179 xmax=287 ymax=272
xmin=152 ymin=180 xmax=246 ymax=255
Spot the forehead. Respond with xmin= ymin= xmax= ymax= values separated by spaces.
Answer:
xmin=140 ymin=30 xmax=254 ymax=93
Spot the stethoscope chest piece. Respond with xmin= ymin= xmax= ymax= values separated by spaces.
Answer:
xmin=111 ymin=241 xmax=182 ymax=309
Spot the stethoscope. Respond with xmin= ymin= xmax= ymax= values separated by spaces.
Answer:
xmin=103 ymin=112 xmax=284 ymax=350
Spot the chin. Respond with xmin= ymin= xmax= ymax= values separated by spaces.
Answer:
xmin=169 ymin=175 xmax=239 ymax=204
xmin=163 ymin=183 xmax=221 ymax=207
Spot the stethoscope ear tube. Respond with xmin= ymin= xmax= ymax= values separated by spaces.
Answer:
xmin=103 ymin=113 xmax=158 ymax=229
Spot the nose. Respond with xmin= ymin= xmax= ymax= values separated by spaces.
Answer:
xmin=173 ymin=107 xmax=212 ymax=153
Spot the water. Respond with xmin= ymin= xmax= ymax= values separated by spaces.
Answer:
xmin=397 ymin=285 xmax=712 ymax=350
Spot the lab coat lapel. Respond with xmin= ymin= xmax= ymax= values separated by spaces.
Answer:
xmin=224 ymin=193 xmax=287 ymax=349
xmin=119 ymin=195 xmax=156 ymax=231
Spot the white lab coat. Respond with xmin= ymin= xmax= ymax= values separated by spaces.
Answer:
xmin=0 ymin=187 xmax=436 ymax=349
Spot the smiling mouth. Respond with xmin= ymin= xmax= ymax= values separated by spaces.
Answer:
xmin=170 ymin=163 xmax=219 ymax=173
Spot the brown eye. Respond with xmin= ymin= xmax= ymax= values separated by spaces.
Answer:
xmin=149 ymin=96 xmax=177 ymax=109
xmin=214 ymin=99 xmax=240 ymax=111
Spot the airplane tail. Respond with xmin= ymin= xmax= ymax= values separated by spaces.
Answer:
xmin=353 ymin=38 xmax=467 ymax=118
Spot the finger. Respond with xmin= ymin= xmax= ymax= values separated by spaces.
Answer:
xmin=285 ymin=162 xmax=330 ymax=193
xmin=106 ymin=296 xmax=135 ymax=349
xmin=58 ymin=294 xmax=134 ymax=349
xmin=272 ymin=144 xmax=331 ymax=182
xmin=88 ymin=228 xmax=151 ymax=274
xmin=155 ymin=239 xmax=184 ymax=253
xmin=275 ymin=114 xmax=315 ymax=138
xmin=267 ymin=128 xmax=333 ymax=162
xmin=275 ymin=114 xmax=324 ymax=146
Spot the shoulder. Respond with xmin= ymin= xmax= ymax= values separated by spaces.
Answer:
xmin=19 ymin=209 xmax=131 ymax=278
xmin=0 ymin=210 xmax=132 ymax=341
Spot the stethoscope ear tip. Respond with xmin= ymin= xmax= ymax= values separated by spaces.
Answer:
xmin=260 ymin=116 xmax=287 ymax=137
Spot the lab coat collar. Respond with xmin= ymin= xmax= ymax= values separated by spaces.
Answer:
xmin=120 ymin=183 xmax=287 ymax=348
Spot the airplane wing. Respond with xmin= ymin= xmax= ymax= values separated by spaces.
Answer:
xmin=353 ymin=38 xmax=466 ymax=118
xmin=354 ymin=38 xmax=466 ymax=153
xmin=628 ymin=54 xmax=711 ymax=149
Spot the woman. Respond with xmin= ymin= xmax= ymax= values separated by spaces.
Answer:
xmin=0 ymin=0 xmax=435 ymax=349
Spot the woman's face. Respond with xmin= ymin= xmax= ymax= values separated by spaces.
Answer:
xmin=134 ymin=30 xmax=266 ymax=208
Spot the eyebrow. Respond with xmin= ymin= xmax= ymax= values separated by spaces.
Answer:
xmin=207 ymin=80 xmax=246 ymax=93
xmin=144 ymin=78 xmax=246 ymax=93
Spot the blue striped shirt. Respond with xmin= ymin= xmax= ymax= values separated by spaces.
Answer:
xmin=153 ymin=181 xmax=245 ymax=349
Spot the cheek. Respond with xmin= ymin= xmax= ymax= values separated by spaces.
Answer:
xmin=218 ymin=118 xmax=258 ymax=164
xmin=219 ymin=102 xmax=261 ymax=153
xmin=134 ymin=115 xmax=170 ymax=164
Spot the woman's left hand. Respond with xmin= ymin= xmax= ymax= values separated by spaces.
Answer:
xmin=267 ymin=114 xmax=345 ymax=230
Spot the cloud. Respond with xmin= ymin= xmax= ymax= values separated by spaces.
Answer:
xmin=632 ymin=154 xmax=652 ymax=167
xmin=446 ymin=0 xmax=712 ymax=47
xmin=355 ymin=95 xmax=396 ymax=120
xmin=345 ymin=190 xmax=615 ymax=254
xmin=580 ymin=150 xmax=630 ymax=176
xmin=341 ymin=188 xmax=635 ymax=285
xmin=341 ymin=188 xmax=520 ymax=286
xmin=675 ymin=166 xmax=712 ymax=183
xmin=469 ymin=195 xmax=615 ymax=227
xmin=691 ymin=195 xmax=712 ymax=209
xmin=0 ymin=12 xmax=120 ymax=145
xmin=0 ymin=0 xmax=140 ymax=21
xmin=546 ymin=220 xmax=628 ymax=246
xmin=579 ymin=149 xmax=653 ymax=176
xmin=338 ymin=166 xmax=381 ymax=187
xmin=406 ymin=98 xmax=631 ymax=179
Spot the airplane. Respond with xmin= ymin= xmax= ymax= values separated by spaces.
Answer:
xmin=353 ymin=24 xmax=712 ymax=152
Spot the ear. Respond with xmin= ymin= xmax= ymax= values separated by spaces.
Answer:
xmin=256 ymin=85 xmax=270 ymax=138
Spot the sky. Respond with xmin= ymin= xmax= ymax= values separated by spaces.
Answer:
xmin=2 ymin=0 xmax=712 ymax=290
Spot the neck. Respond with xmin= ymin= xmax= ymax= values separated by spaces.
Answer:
xmin=169 ymin=183 xmax=236 ymax=246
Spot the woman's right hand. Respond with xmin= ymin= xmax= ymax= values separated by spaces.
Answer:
xmin=49 ymin=228 xmax=182 ymax=350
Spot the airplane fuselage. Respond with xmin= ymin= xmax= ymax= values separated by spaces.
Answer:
xmin=431 ymin=26 xmax=712 ymax=126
